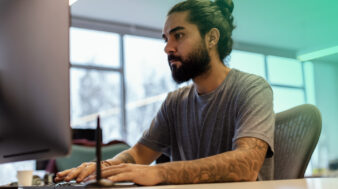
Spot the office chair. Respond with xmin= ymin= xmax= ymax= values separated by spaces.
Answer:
xmin=55 ymin=143 xmax=130 ymax=171
xmin=274 ymin=104 xmax=322 ymax=179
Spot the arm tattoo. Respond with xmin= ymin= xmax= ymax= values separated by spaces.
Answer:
xmin=115 ymin=152 xmax=136 ymax=164
xmin=157 ymin=137 xmax=268 ymax=184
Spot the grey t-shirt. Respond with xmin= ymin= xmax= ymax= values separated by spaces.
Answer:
xmin=138 ymin=69 xmax=275 ymax=180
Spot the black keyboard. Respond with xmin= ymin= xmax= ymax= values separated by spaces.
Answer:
xmin=10 ymin=181 xmax=136 ymax=188
xmin=17 ymin=181 xmax=86 ymax=189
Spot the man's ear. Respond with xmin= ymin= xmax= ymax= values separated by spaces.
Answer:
xmin=205 ymin=28 xmax=220 ymax=48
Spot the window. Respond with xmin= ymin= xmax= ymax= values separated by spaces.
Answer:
xmin=124 ymin=35 xmax=176 ymax=145
xmin=229 ymin=50 xmax=266 ymax=78
xmin=69 ymin=27 xmax=178 ymax=145
xmin=0 ymin=161 xmax=35 ymax=185
xmin=267 ymin=56 xmax=306 ymax=112
xmin=70 ymin=27 xmax=124 ymax=143
xmin=70 ymin=68 xmax=122 ymax=143
xmin=267 ymin=56 xmax=303 ymax=87
xmin=272 ymin=87 xmax=305 ymax=112
xmin=70 ymin=27 xmax=120 ymax=67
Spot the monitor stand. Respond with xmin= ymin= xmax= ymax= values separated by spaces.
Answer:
xmin=84 ymin=116 xmax=113 ymax=188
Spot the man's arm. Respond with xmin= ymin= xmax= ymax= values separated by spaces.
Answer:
xmin=111 ymin=143 xmax=162 ymax=165
xmin=156 ymin=137 xmax=268 ymax=184
xmin=55 ymin=143 xmax=161 ymax=183
xmin=96 ymin=137 xmax=267 ymax=185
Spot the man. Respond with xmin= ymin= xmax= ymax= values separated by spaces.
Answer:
xmin=55 ymin=0 xmax=274 ymax=185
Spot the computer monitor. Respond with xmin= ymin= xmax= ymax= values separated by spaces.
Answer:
xmin=0 ymin=0 xmax=71 ymax=163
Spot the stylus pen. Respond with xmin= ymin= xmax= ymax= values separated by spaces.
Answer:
xmin=96 ymin=115 xmax=102 ymax=182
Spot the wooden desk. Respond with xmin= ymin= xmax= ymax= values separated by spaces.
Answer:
xmin=113 ymin=178 xmax=338 ymax=189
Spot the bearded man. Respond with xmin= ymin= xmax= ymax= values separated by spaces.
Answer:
xmin=55 ymin=0 xmax=274 ymax=185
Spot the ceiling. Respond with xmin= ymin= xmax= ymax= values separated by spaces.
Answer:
xmin=71 ymin=0 xmax=338 ymax=63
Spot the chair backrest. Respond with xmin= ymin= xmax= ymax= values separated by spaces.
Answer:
xmin=274 ymin=104 xmax=322 ymax=180
xmin=56 ymin=143 xmax=130 ymax=171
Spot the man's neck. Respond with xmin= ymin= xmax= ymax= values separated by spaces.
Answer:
xmin=193 ymin=59 xmax=230 ymax=95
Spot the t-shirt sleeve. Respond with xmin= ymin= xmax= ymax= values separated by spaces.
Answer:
xmin=138 ymin=94 xmax=172 ymax=154
xmin=232 ymin=76 xmax=275 ymax=157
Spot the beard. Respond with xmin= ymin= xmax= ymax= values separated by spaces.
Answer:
xmin=168 ymin=41 xmax=211 ymax=84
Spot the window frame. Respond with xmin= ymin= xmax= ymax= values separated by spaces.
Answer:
xmin=70 ymin=17 xmax=163 ymax=140
xmin=264 ymin=55 xmax=308 ymax=109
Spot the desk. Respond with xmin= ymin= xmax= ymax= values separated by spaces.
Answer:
xmin=113 ymin=178 xmax=338 ymax=189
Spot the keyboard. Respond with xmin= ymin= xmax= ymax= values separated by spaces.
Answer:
xmin=53 ymin=181 xmax=85 ymax=188
xmin=0 ymin=180 xmax=136 ymax=188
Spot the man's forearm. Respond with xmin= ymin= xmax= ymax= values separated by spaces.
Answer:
xmin=156 ymin=150 xmax=257 ymax=184
xmin=156 ymin=138 xmax=267 ymax=184
xmin=107 ymin=143 xmax=162 ymax=165
xmin=110 ymin=150 xmax=137 ymax=164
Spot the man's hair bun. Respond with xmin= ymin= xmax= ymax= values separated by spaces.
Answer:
xmin=215 ymin=0 xmax=234 ymax=15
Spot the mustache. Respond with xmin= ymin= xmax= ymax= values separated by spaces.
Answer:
xmin=168 ymin=54 xmax=182 ymax=62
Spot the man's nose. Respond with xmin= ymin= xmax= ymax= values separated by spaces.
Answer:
xmin=164 ymin=40 xmax=176 ymax=55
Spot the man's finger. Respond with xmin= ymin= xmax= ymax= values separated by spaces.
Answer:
xmin=76 ymin=163 xmax=96 ymax=182
xmin=54 ymin=176 xmax=66 ymax=183
xmin=83 ymin=174 xmax=96 ymax=183
xmin=64 ymin=163 xmax=87 ymax=181
xmin=108 ymin=172 xmax=134 ymax=183
xmin=56 ymin=168 xmax=74 ymax=178
xmin=54 ymin=168 xmax=75 ymax=182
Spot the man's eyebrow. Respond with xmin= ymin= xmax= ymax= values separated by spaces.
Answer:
xmin=169 ymin=26 xmax=185 ymax=34
xmin=162 ymin=26 xmax=185 ymax=39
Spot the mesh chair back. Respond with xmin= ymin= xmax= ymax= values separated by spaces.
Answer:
xmin=56 ymin=143 xmax=130 ymax=171
xmin=274 ymin=104 xmax=322 ymax=179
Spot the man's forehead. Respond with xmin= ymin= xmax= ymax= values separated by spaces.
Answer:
xmin=163 ymin=11 xmax=190 ymax=34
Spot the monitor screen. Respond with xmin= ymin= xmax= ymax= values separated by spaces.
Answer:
xmin=0 ymin=0 xmax=71 ymax=163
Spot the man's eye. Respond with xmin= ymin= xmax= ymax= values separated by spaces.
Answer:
xmin=174 ymin=33 xmax=183 ymax=39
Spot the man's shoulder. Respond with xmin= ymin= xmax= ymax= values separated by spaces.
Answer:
xmin=158 ymin=84 xmax=193 ymax=114
xmin=230 ymin=69 xmax=270 ymax=89
xmin=226 ymin=69 xmax=272 ymax=101
xmin=166 ymin=84 xmax=193 ymax=101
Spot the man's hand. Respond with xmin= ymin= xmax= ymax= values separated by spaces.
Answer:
xmin=86 ymin=163 xmax=163 ymax=186
xmin=54 ymin=160 xmax=119 ymax=183
xmin=54 ymin=144 xmax=161 ymax=184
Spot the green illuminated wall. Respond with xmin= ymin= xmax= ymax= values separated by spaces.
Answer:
xmin=313 ymin=60 xmax=338 ymax=168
